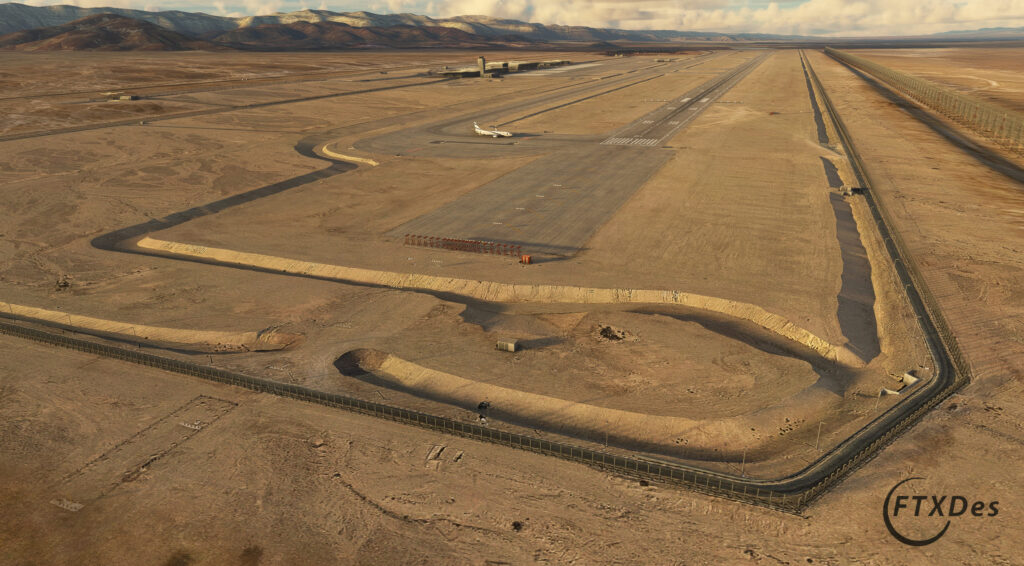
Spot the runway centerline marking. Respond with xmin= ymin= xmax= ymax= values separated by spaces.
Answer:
xmin=600 ymin=52 xmax=770 ymax=147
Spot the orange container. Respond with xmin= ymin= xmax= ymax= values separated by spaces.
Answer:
xmin=520 ymin=255 xmax=532 ymax=264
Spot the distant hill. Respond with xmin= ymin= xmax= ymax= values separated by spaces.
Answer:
xmin=0 ymin=3 xmax=802 ymax=42
xmin=0 ymin=13 xmax=219 ymax=50
xmin=0 ymin=14 xmax=534 ymax=51
xmin=929 ymin=26 xmax=1024 ymax=39
xmin=212 ymin=21 xmax=527 ymax=49
xmin=0 ymin=3 xmax=236 ymax=35
xmin=2 ymin=2 xmax=1017 ymax=50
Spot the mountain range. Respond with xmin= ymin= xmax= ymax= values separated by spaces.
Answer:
xmin=0 ymin=13 xmax=221 ymax=50
xmin=0 ymin=13 xmax=539 ymax=50
xmin=0 ymin=2 xmax=1022 ymax=51
xmin=0 ymin=3 xmax=801 ymax=43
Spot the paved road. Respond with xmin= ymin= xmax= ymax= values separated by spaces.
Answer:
xmin=74 ymin=50 xmax=964 ymax=509
xmin=390 ymin=145 xmax=672 ymax=255
xmin=389 ymin=52 xmax=769 ymax=256
xmin=354 ymin=55 xmax=709 ymax=159
xmin=602 ymin=52 xmax=771 ymax=146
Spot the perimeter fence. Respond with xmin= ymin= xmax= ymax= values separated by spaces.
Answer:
xmin=792 ymin=51 xmax=973 ymax=503
xmin=0 ymin=52 xmax=976 ymax=512
xmin=824 ymin=47 xmax=1024 ymax=155
xmin=0 ymin=319 xmax=805 ymax=512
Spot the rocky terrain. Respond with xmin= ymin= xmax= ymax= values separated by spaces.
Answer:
xmin=0 ymin=14 xmax=533 ymax=51
xmin=212 ymin=21 xmax=525 ymax=50
xmin=0 ymin=2 xmax=795 ymax=41
xmin=0 ymin=14 xmax=219 ymax=51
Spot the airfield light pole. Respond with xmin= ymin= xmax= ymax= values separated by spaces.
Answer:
xmin=815 ymin=421 xmax=824 ymax=452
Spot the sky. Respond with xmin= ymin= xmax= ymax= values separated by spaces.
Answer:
xmin=18 ymin=0 xmax=1024 ymax=36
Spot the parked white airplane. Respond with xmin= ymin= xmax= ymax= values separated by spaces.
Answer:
xmin=474 ymin=122 xmax=512 ymax=138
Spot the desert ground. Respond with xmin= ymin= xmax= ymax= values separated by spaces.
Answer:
xmin=847 ymin=47 xmax=1024 ymax=112
xmin=1 ymin=47 xmax=1022 ymax=564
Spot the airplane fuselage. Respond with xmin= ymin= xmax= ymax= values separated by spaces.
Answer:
xmin=474 ymin=122 xmax=512 ymax=138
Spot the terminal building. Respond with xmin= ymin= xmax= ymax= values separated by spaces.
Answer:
xmin=435 ymin=56 xmax=572 ymax=78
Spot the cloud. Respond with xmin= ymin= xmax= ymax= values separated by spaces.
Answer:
xmin=25 ymin=0 xmax=141 ymax=7
xmin=423 ymin=0 xmax=1024 ymax=36
xmin=242 ymin=0 xmax=284 ymax=14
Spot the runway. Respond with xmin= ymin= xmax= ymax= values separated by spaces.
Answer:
xmin=602 ymin=51 xmax=771 ymax=146
xmin=389 ymin=145 xmax=672 ymax=255
xmin=388 ymin=52 xmax=770 ymax=256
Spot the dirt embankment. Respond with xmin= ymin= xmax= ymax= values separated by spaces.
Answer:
xmin=0 ymin=301 xmax=299 ymax=351
xmin=338 ymin=348 xmax=842 ymax=460
xmin=136 ymin=236 xmax=864 ymax=366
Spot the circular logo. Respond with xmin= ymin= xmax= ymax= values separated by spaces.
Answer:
xmin=883 ymin=477 xmax=950 ymax=546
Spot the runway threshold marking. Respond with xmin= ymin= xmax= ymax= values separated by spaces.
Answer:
xmin=600 ymin=137 xmax=659 ymax=146
xmin=600 ymin=53 xmax=770 ymax=149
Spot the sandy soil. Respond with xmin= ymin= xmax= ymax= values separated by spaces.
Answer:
xmin=0 ymin=50 xmax=588 ymax=136
xmin=1 ymin=334 xmax=1021 ymax=565
xmin=498 ymin=51 xmax=755 ymax=135
xmin=0 ymin=50 xmax=583 ymax=98
xmin=847 ymin=47 xmax=1024 ymax=113
xmin=1 ymin=48 xmax=917 ymax=460
xmin=117 ymin=50 xmax=912 ymax=465
xmin=1 ymin=48 xmax=1021 ymax=563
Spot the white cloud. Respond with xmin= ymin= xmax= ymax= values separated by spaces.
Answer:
xmin=242 ymin=0 xmax=284 ymax=14
xmin=26 ymin=0 xmax=140 ymax=7
xmin=426 ymin=0 xmax=1024 ymax=36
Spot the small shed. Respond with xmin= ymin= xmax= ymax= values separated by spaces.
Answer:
xmin=496 ymin=339 xmax=519 ymax=353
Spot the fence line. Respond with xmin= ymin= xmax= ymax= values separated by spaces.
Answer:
xmin=824 ymin=47 xmax=1024 ymax=155
xmin=797 ymin=50 xmax=972 ymax=502
xmin=0 ymin=53 xmax=971 ymax=513
xmin=0 ymin=319 xmax=802 ymax=512
xmin=404 ymin=234 xmax=522 ymax=258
